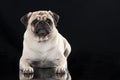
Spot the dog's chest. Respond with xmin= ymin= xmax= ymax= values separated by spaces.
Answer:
xmin=24 ymin=39 xmax=64 ymax=59
xmin=32 ymin=41 xmax=53 ymax=52
xmin=26 ymin=44 xmax=64 ymax=68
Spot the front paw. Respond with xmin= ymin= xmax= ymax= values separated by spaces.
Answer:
xmin=20 ymin=66 xmax=34 ymax=73
xmin=55 ymin=66 xmax=66 ymax=73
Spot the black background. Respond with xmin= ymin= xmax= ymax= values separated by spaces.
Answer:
xmin=0 ymin=0 xmax=120 ymax=80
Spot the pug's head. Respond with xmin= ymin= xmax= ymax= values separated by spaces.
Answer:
xmin=21 ymin=10 xmax=59 ymax=39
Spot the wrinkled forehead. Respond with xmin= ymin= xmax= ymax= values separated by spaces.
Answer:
xmin=33 ymin=11 xmax=49 ymax=15
xmin=30 ymin=11 xmax=52 ymax=20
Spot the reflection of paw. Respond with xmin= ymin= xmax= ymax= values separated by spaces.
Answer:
xmin=20 ymin=66 xmax=34 ymax=73
xmin=56 ymin=66 xmax=66 ymax=73
xmin=20 ymin=72 xmax=34 ymax=80
xmin=23 ymin=73 xmax=34 ymax=79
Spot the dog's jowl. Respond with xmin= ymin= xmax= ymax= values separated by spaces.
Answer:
xmin=19 ymin=10 xmax=71 ymax=73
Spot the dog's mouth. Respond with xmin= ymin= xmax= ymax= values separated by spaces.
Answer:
xmin=33 ymin=21 xmax=51 ymax=37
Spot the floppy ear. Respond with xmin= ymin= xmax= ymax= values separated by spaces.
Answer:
xmin=48 ymin=11 xmax=60 ymax=26
xmin=20 ymin=12 xmax=32 ymax=27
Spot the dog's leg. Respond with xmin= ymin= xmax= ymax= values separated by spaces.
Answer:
xmin=55 ymin=57 xmax=67 ymax=73
xmin=20 ymin=57 xmax=34 ymax=73
xmin=55 ymin=40 xmax=71 ymax=73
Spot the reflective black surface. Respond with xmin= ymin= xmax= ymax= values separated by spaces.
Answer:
xmin=19 ymin=68 xmax=71 ymax=80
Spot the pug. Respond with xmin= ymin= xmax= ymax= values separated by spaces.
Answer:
xmin=19 ymin=10 xmax=71 ymax=73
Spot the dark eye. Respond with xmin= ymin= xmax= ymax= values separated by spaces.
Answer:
xmin=46 ymin=19 xmax=52 ymax=25
xmin=31 ymin=19 xmax=38 ymax=25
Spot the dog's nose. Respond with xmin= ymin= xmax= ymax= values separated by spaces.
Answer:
xmin=35 ymin=29 xmax=46 ymax=36
xmin=34 ymin=21 xmax=51 ymax=36
xmin=39 ymin=21 xmax=51 ymax=33
xmin=39 ymin=21 xmax=46 ymax=27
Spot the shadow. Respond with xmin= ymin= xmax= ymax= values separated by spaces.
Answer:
xmin=19 ymin=68 xmax=71 ymax=80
